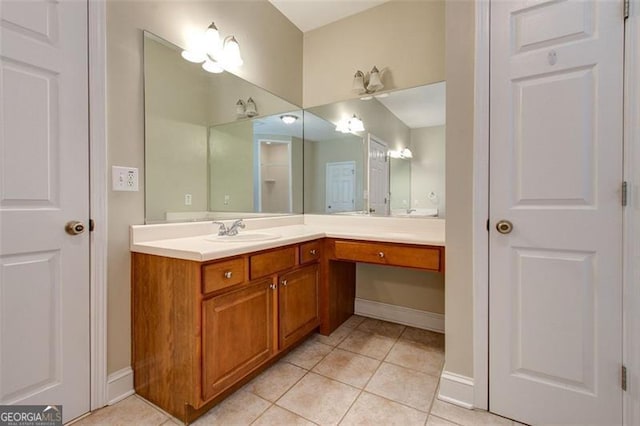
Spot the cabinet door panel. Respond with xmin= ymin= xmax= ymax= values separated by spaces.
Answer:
xmin=279 ymin=264 xmax=319 ymax=350
xmin=202 ymin=278 xmax=274 ymax=401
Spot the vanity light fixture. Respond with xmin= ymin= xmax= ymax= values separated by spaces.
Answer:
xmin=336 ymin=114 xmax=365 ymax=134
xmin=280 ymin=115 xmax=298 ymax=124
xmin=181 ymin=21 xmax=243 ymax=73
xmin=389 ymin=148 xmax=413 ymax=159
xmin=352 ymin=66 xmax=384 ymax=95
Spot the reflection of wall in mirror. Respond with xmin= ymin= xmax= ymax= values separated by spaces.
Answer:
xmin=144 ymin=36 xmax=210 ymax=222
xmin=208 ymin=121 xmax=254 ymax=212
xmin=410 ymin=125 xmax=446 ymax=217
xmin=304 ymin=135 xmax=365 ymax=214
xmin=259 ymin=140 xmax=291 ymax=213
xmin=390 ymin=158 xmax=411 ymax=210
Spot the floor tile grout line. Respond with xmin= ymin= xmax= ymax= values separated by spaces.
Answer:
xmin=427 ymin=413 xmax=465 ymax=426
xmin=335 ymin=325 xmax=406 ymax=426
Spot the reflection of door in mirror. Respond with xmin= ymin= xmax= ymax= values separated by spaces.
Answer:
xmin=258 ymin=140 xmax=291 ymax=213
xmin=325 ymin=161 xmax=355 ymax=213
xmin=368 ymin=135 xmax=389 ymax=216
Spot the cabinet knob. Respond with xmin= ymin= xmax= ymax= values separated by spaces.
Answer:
xmin=224 ymin=271 xmax=233 ymax=279
xmin=310 ymin=249 xmax=317 ymax=255
xmin=281 ymin=279 xmax=288 ymax=286
xmin=269 ymin=284 xmax=277 ymax=290
xmin=378 ymin=252 xmax=385 ymax=258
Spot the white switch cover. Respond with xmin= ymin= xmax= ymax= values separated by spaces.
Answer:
xmin=184 ymin=194 xmax=192 ymax=205
xmin=112 ymin=166 xmax=139 ymax=191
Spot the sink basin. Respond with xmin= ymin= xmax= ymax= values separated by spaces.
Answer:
xmin=205 ymin=232 xmax=281 ymax=243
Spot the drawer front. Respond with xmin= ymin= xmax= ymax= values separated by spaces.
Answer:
xmin=300 ymin=240 xmax=322 ymax=264
xmin=250 ymin=246 xmax=297 ymax=279
xmin=333 ymin=240 xmax=441 ymax=271
xmin=202 ymin=258 xmax=245 ymax=294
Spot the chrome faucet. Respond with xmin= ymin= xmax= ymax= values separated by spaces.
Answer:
xmin=406 ymin=208 xmax=416 ymax=214
xmin=212 ymin=219 xmax=246 ymax=236
xmin=227 ymin=219 xmax=246 ymax=236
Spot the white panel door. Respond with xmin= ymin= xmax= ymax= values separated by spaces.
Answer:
xmin=0 ymin=0 xmax=90 ymax=422
xmin=368 ymin=135 xmax=389 ymax=215
xmin=489 ymin=1 xmax=624 ymax=424
xmin=326 ymin=161 xmax=355 ymax=213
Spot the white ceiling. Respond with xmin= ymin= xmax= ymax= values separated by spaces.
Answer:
xmin=269 ymin=0 xmax=390 ymax=32
xmin=376 ymin=82 xmax=446 ymax=128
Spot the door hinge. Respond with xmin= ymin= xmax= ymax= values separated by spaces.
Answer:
xmin=622 ymin=181 xmax=628 ymax=206
xmin=624 ymin=0 xmax=630 ymax=19
xmin=622 ymin=365 xmax=627 ymax=391
xmin=486 ymin=219 xmax=490 ymax=232
xmin=89 ymin=219 xmax=95 ymax=232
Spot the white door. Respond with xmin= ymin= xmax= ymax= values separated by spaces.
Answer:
xmin=489 ymin=1 xmax=624 ymax=424
xmin=368 ymin=135 xmax=389 ymax=215
xmin=0 ymin=0 xmax=90 ymax=422
xmin=326 ymin=161 xmax=355 ymax=213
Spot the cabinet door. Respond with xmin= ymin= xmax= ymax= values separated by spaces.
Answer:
xmin=202 ymin=278 xmax=275 ymax=401
xmin=279 ymin=264 xmax=320 ymax=350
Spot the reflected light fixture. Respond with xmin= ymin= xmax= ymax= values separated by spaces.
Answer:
xmin=389 ymin=148 xmax=413 ymax=159
xmin=352 ymin=66 xmax=385 ymax=95
xmin=181 ymin=21 xmax=243 ymax=73
xmin=280 ymin=115 xmax=298 ymax=124
xmin=336 ymin=114 xmax=365 ymax=134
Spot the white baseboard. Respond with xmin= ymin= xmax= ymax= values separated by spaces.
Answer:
xmin=354 ymin=298 xmax=445 ymax=333
xmin=438 ymin=370 xmax=475 ymax=409
xmin=106 ymin=367 xmax=134 ymax=405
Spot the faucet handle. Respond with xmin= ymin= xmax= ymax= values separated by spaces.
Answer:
xmin=232 ymin=219 xmax=246 ymax=229
xmin=212 ymin=221 xmax=228 ymax=236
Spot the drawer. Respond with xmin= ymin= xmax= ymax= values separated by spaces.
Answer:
xmin=202 ymin=258 xmax=245 ymax=294
xmin=250 ymin=246 xmax=297 ymax=279
xmin=300 ymin=240 xmax=322 ymax=264
xmin=333 ymin=240 xmax=441 ymax=271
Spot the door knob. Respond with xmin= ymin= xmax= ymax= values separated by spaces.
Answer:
xmin=496 ymin=220 xmax=513 ymax=234
xmin=65 ymin=221 xmax=86 ymax=235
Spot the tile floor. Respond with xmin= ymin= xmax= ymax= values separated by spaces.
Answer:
xmin=73 ymin=316 xmax=519 ymax=426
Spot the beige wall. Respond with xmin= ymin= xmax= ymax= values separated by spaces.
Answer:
xmin=106 ymin=0 xmax=302 ymax=374
xmin=444 ymin=0 xmax=475 ymax=378
xmin=356 ymin=265 xmax=444 ymax=313
xmin=303 ymin=0 xmax=445 ymax=107
xmin=411 ymin=126 xmax=446 ymax=216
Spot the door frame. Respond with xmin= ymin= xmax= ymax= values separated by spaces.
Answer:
xmin=472 ymin=1 xmax=639 ymax=425
xmin=88 ymin=0 xmax=108 ymax=410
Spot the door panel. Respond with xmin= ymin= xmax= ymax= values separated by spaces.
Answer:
xmin=489 ymin=0 xmax=623 ymax=424
xmin=0 ymin=0 xmax=90 ymax=422
xmin=367 ymin=135 xmax=389 ymax=215
xmin=325 ymin=161 xmax=355 ymax=213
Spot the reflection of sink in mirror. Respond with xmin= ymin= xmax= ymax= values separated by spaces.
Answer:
xmin=391 ymin=208 xmax=438 ymax=218
xmin=205 ymin=233 xmax=281 ymax=243
xmin=334 ymin=211 xmax=370 ymax=216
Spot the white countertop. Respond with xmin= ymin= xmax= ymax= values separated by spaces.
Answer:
xmin=130 ymin=215 xmax=445 ymax=262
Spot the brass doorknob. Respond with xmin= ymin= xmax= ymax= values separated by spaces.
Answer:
xmin=65 ymin=221 xmax=86 ymax=235
xmin=496 ymin=220 xmax=513 ymax=234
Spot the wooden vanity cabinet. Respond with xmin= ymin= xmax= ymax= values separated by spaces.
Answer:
xmin=279 ymin=264 xmax=319 ymax=350
xmin=201 ymin=278 xmax=275 ymax=401
xmin=132 ymin=241 xmax=321 ymax=423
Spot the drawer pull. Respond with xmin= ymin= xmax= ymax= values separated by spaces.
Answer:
xmin=224 ymin=271 xmax=233 ymax=279
xmin=378 ymin=252 xmax=385 ymax=258
xmin=269 ymin=284 xmax=277 ymax=290
xmin=281 ymin=279 xmax=288 ymax=286
xmin=310 ymin=249 xmax=317 ymax=255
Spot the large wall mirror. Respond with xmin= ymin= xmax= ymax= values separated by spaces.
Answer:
xmin=144 ymin=31 xmax=303 ymax=223
xmin=304 ymin=82 xmax=446 ymax=218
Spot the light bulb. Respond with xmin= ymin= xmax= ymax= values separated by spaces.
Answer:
xmin=202 ymin=59 xmax=224 ymax=73
xmin=222 ymin=36 xmax=243 ymax=69
xmin=350 ymin=115 xmax=365 ymax=132
xmin=204 ymin=22 xmax=220 ymax=56
xmin=181 ymin=50 xmax=206 ymax=63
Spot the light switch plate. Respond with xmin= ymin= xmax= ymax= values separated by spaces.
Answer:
xmin=112 ymin=166 xmax=139 ymax=191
